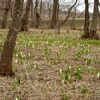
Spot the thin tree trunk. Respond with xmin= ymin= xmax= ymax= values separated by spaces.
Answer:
xmin=82 ymin=0 xmax=90 ymax=38
xmin=70 ymin=8 xmax=76 ymax=30
xmin=21 ymin=0 xmax=32 ymax=31
xmin=1 ymin=0 xmax=11 ymax=29
xmin=0 ymin=0 xmax=24 ymax=76
xmin=48 ymin=3 xmax=51 ymax=19
xmin=56 ymin=1 xmax=60 ymax=34
xmin=34 ymin=0 xmax=40 ymax=29
xmin=31 ymin=0 xmax=34 ymax=27
xmin=78 ymin=10 xmax=85 ymax=18
xmin=61 ymin=0 xmax=78 ymax=25
xmin=40 ymin=0 xmax=42 ymax=17
xmin=90 ymin=0 xmax=99 ymax=40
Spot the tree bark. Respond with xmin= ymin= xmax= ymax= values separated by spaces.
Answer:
xmin=70 ymin=8 xmax=76 ymax=30
xmin=0 ymin=0 xmax=5 ymax=20
xmin=0 ymin=0 xmax=24 ymax=76
xmin=31 ymin=0 xmax=34 ymax=27
xmin=82 ymin=0 xmax=90 ymax=38
xmin=1 ymin=0 xmax=11 ymax=29
xmin=40 ymin=0 xmax=42 ymax=17
xmin=20 ymin=0 xmax=32 ymax=31
xmin=48 ymin=2 xmax=51 ymax=19
xmin=89 ymin=0 xmax=99 ymax=40
xmin=9 ymin=0 xmax=15 ymax=19
xmin=51 ymin=0 xmax=59 ymax=29
xmin=97 ymin=3 xmax=100 ymax=29
xmin=34 ymin=0 xmax=40 ymax=29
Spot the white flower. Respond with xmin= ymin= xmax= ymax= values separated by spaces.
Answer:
xmin=97 ymin=73 xmax=100 ymax=78
xmin=62 ymin=80 xmax=65 ymax=84
xmin=59 ymin=69 xmax=62 ymax=74
xmin=15 ymin=98 xmax=19 ymax=100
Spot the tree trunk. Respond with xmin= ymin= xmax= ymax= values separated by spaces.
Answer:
xmin=9 ymin=0 xmax=15 ymax=19
xmin=0 ymin=0 xmax=24 ymax=76
xmin=97 ymin=5 xmax=100 ymax=30
xmin=34 ymin=13 xmax=40 ymax=28
xmin=0 ymin=0 xmax=5 ymax=20
xmin=82 ymin=0 xmax=90 ymax=39
xmin=48 ymin=2 xmax=51 ymax=19
xmin=31 ymin=0 xmax=34 ymax=27
xmin=1 ymin=0 xmax=11 ymax=29
xmin=20 ymin=0 xmax=32 ymax=31
xmin=89 ymin=0 xmax=99 ymax=40
xmin=34 ymin=0 xmax=40 ymax=29
xmin=40 ymin=0 xmax=42 ymax=17
xmin=51 ymin=0 xmax=59 ymax=29
xmin=61 ymin=0 xmax=78 ymax=25
xmin=70 ymin=8 xmax=76 ymax=30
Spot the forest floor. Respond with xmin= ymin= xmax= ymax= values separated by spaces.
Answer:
xmin=0 ymin=29 xmax=100 ymax=100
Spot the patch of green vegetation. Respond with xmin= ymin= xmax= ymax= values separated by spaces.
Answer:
xmin=84 ymin=57 xmax=100 ymax=65
xmin=62 ymin=73 xmax=72 ymax=83
xmin=3 ymin=98 xmax=10 ymax=100
xmin=73 ymin=65 xmax=83 ymax=80
xmin=61 ymin=65 xmax=84 ymax=83
xmin=43 ymin=47 xmax=51 ymax=60
xmin=79 ymin=40 xmax=100 ymax=46
xmin=11 ymin=76 xmax=22 ymax=91
xmin=88 ymin=66 xmax=100 ymax=75
xmin=81 ymin=88 xmax=89 ymax=94
xmin=61 ymin=93 xmax=70 ymax=100
xmin=14 ymin=76 xmax=21 ymax=85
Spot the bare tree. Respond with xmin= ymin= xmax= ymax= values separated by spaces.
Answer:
xmin=90 ymin=0 xmax=99 ymax=39
xmin=82 ymin=0 xmax=90 ymax=38
xmin=1 ymin=0 xmax=11 ymax=29
xmin=34 ymin=0 xmax=40 ymax=28
xmin=48 ymin=2 xmax=51 ymax=19
xmin=31 ymin=0 xmax=34 ymax=27
xmin=21 ymin=0 xmax=32 ymax=31
xmin=61 ymin=0 xmax=78 ymax=25
xmin=51 ymin=0 xmax=59 ymax=29
xmin=70 ymin=8 xmax=76 ymax=30
xmin=0 ymin=0 xmax=24 ymax=76
xmin=40 ymin=0 xmax=42 ymax=17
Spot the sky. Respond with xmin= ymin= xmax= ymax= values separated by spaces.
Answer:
xmin=25 ymin=0 xmax=94 ymax=13
xmin=61 ymin=0 xmax=94 ymax=13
